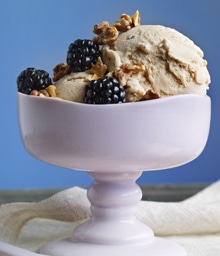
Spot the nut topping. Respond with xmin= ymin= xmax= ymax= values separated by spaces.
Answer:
xmin=93 ymin=10 xmax=141 ymax=45
xmin=93 ymin=21 xmax=109 ymax=35
xmin=93 ymin=26 xmax=119 ymax=45
xmin=86 ymin=57 xmax=107 ymax=78
xmin=120 ymin=63 xmax=145 ymax=74
xmin=131 ymin=10 xmax=140 ymax=27
xmin=112 ymin=14 xmax=133 ymax=32
xmin=30 ymin=89 xmax=49 ymax=97
xmin=30 ymin=85 xmax=58 ymax=98
xmin=141 ymin=89 xmax=160 ymax=100
xmin=53 ymin=62 xmax=71 ymax=82
xmin=46 ymin=85 xmax=57 ymax=97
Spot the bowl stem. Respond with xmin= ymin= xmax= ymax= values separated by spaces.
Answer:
xmin=71 ymin=171 xmax=154 ymax=245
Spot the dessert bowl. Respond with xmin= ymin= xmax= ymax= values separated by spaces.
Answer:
xmin=16 ymin=92 xmax=211 ymax=256
xmin=18 ymin=93 xmax=210 ymax=172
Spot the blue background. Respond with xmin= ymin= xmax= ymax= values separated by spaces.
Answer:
xmin=1 ymin=0 xmax=219 ymax=189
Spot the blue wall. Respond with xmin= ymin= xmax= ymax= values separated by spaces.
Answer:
xmin=1 ymin=0 xmax=219 ymax=189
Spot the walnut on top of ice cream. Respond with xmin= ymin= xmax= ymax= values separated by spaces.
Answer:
xmin=53 ymin=63 xmax=71 ymax=82
xmin=93 ymin=10 xmax=140 ymax=45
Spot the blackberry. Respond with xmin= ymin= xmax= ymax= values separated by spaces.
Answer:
xmin=17 ymin=68 xmax=52 ymax=95
xmin=84 ymin=77 xmax=126 ymax=104
xmin=67 ymin=39 xmax=101 ymax=72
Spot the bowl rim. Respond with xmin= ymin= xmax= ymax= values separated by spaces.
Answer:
xmin=17 ymin=92 xmax=211 ymax=109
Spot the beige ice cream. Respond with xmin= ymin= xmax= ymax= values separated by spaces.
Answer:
xmin=17 ymin=11 xmax=211 ymax=104
xmin=102 ymin=25 xmax=211 ymax=102
xmin=52 ymin=11 xmax=210 ymax=103
xmin=55 ymin=72 xmax=95 ymax=103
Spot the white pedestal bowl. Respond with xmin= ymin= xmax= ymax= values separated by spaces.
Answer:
xmin=17 ymin=92 xmax=211 ymax=256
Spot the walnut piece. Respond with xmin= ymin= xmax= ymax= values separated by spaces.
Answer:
xmin=93 ymin=10 xmax=141 ymax=45
xmin=93 ymin=26 xmax=119 ymax=45
xmin=120 ymin=63 xmax=145 ymax=74
xmin=112 ymin=10 xmax=140 ymax=32
xmin=46 ymin=85 xmax=57 ymax=97
xmin=109 ymin=63 xmax=146 ymax=84
xmin=30 ymin=85 xmax=58 ymax=98
xmin=86 ymin=57 xmax=107 ymax=78
xmin=53 ymin=62 xmax=71 ymax=82
xmin=131 ymin=10 xmax=140 ymax=27
xmin=30 ymin=89 xmax=50 ymax=97
xmin=93 ymin=21 xmax=109 ymax=35
xmin=112 ymin=14 xmax=133 ymax=32
xmin=30 ymin=90 xmax=40 ymax=96
xmin=141 ymin=89 xmax=160 ymax=100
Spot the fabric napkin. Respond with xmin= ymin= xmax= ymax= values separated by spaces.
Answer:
xmin=0 ymin=180 xmax=220 ymax=256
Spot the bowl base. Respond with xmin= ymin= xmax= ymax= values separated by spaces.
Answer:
xmin=40 ymin=236 xmax=187 ymax=256
xmin=40 ymin=171 xmax=187 ymax=256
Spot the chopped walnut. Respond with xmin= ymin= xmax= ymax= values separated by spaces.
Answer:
xmin=111 ymin=66 xmax=146 ymax=89
xmin=88 ymin=74 xmax=99 ymax=81
xmin=93 ymin=10 xmax=141 ymax=45
xmin=141 ymin=89 xmax=160 ymax=100
xmin=112 ymin=14 xmax=133 ymax=32
xmin=30 ymin=90 xmax=40 ymax=96
xmin=53 ymin=62 xmax=71 ymax=82
xmin=131 ymin=10 xmax=140 ymax=27
xmin=30 ymin=85 xmax=58 ymax=98
xmin=112 ymin=11 xmax=140 ymax=32
xmin=93 ymin=26 xmax=119 ymax=45
xmin=46 ymin=85 xmax=57 ymax=97
xmin=30 ymin=89 xmax=50 ymax=97
xmin=39 ymin=90 xmax=50 ymax=97
xmin=108 ymin=63 xmax=145 ymax=85
xmin=93 ymin=21 xmax=109 ymax=35
xmin=86 ymin=57 xmax=107 ymax=78
xmin=120 ymin=63 xmax=145 ymax=74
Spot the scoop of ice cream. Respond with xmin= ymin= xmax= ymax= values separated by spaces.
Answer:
xmin=55 ymin=72 xmax=95 ymax=103
xmin=102 ymin=25 xmax=211 ymax=101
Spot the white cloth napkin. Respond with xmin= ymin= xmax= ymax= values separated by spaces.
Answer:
xmin=0 ymin=181 xmax=220 ymax=256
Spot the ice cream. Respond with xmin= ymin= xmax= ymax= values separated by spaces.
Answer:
xmin=54 ymin=11 xmax=210 ymax=103
xmin=102 ymin=25 xmax=210 ymax=102
xmin=55 ymin=72 xmax=95 ymax=103
xmin=17 ymin=11 xmax=211 ymax=104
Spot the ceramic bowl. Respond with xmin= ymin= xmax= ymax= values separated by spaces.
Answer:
xmin=17 ymin=93 xmax=211 ymax=173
